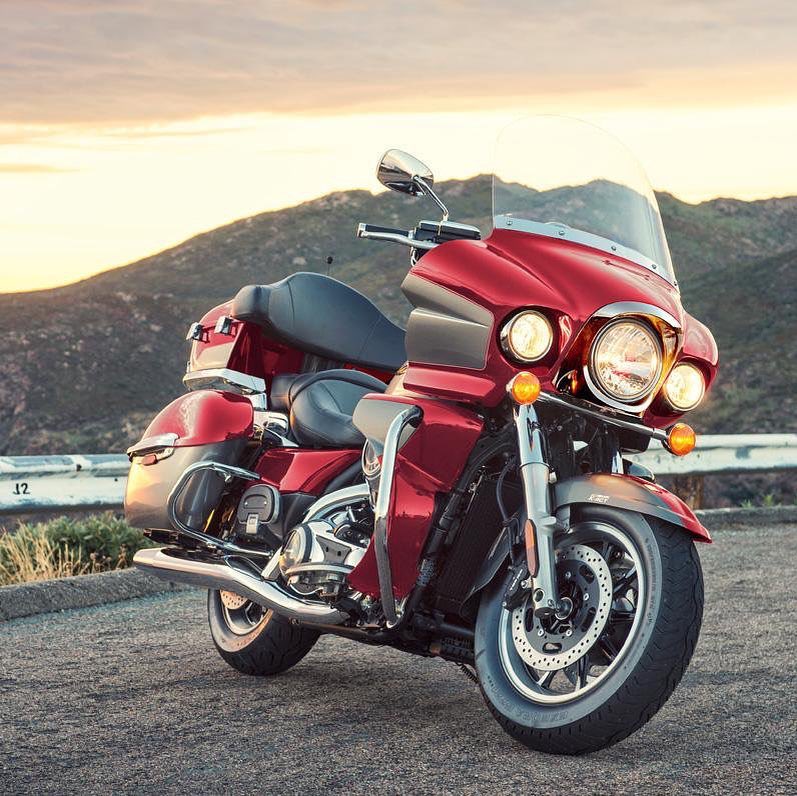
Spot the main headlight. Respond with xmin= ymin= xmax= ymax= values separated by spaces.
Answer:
xmin=500 ymin=310 xmax=554 ymax=362
xmin=588 ymin=320 xmax=662 ymax=403
xmin=663 ymin=362 xmax=705 ymax=411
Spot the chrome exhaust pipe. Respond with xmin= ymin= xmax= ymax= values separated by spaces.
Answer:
xmin=133 ymin=547 xmax=348 ymax=625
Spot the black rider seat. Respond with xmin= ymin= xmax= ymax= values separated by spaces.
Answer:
xmin=270 ymin=369 xmax=387 ymax=448
xmin=232 ymin=272 xmax=406 ymax=372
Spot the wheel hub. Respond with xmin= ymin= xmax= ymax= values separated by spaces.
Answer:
xmin=511 ymin=543 xmax=613 ymax=671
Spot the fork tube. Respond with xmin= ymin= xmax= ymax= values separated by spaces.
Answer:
xmin=514 ymin=403 xmax=560 ymax=617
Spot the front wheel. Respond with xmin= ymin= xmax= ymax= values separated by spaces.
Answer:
xmin=475 ymin=508 xmax=703 ymax=755
xmin=207 ymin=590 xmax=319 ymax=676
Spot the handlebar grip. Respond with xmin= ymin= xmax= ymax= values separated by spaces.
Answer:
xmin=358 ymin=223 xmax=410 ymax=236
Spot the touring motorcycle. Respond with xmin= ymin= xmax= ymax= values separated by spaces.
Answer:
xmin=126 ymin=117 xmax=718 ymax=754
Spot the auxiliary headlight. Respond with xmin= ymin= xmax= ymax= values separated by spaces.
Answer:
xmin=500 ymin=310 xmax=554 ymax=362
xmin=663 ymin=362 xmax=705 ymax=411
xmin=588 ymin=319 xmax=662 ymax=403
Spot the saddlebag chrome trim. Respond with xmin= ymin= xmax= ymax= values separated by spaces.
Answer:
xmin=133 ymin=547 xmax=347 ymax=624
xmin=126 ymin=432 xmax=179 ymax=460
xmin=183 ymin=367 xmax=266 ymax=395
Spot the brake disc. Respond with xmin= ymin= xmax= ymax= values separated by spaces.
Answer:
xmin=219 ymin=590 xmax=249 ymax=610
xmin=510 ymin=543 xmax=613 ymax=671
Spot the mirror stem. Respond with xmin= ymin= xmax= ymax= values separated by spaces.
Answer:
xmin=413 ymin=176 xmax=449 ymax=222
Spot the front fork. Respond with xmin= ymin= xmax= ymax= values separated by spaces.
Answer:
xmin=513 ymin=402 xmax=565 ymax=618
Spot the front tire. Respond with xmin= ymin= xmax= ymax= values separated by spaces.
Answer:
xmin=207 ymin=590 xmax=319 ymax=676
xmin=475 ymin=509 xmax=703 ymax=755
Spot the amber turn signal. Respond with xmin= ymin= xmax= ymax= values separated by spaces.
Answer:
xmin=509 ymin=371 xmax=541 ymax=404
xmin=666 ymin=422 xmax=696 ymax=456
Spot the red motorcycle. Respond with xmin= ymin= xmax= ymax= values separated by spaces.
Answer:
xmin=127 ymin=117 xmax=718 ymax=754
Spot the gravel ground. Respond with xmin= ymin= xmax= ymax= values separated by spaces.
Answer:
xmin=1 ymin=525 xmax=796 ymax=795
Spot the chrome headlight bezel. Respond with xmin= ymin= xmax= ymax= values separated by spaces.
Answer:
xmin=662 ymin=362 xmax=706 ymax=412
xmin=586 ymin=318 xmax=663 ymax=406
xmin=500 ymin=310 xmax=554 ymax=363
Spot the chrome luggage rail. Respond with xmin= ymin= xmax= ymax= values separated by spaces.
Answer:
xmin=164 ymin=460 xmax=269 ymax=557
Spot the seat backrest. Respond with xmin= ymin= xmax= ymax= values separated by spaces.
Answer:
xmin=232 ymin=272 xmax=406 ymax=372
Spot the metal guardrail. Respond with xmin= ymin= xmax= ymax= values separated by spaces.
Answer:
xmin=0 ymin=434 xmax=795 ymax=515
xmin=0 ymin=455 xmax=129 ymax=515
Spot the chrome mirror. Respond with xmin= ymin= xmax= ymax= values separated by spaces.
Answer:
xmin=376 ymin=149 xmax=434 ymax=195
xmin=376 ymin=149 xmax=449 ymax=221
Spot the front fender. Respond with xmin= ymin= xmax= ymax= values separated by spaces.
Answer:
xmin=553 ymin=473 xmax=711 ymax=543
xmin=466 ymin=472 xmax=710 ymax=608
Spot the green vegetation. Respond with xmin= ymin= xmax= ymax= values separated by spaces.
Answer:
xmin=0 ymin=513 xmax=153 ymax=586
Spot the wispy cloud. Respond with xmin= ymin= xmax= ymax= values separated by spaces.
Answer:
xmin=0 ymin=163 xmax=75 ymax=173
xmin=1 ymin=0 xmax=796 ymax=126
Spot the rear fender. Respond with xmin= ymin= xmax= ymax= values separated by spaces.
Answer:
xmin=465 ymin=472 xmax=710 ymax=607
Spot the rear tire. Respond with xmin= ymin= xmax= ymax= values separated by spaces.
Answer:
xmin=475 ymin=509 xmax=704 ymax=755
xmin=207 ymin=590 xmax=319 ymax=676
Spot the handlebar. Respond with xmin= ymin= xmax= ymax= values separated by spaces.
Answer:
xmin=356 ymin=223 xmax=437 ymax=251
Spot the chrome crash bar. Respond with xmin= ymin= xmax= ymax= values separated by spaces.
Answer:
xmin=373 ymin=405 xmax=423 ymax=627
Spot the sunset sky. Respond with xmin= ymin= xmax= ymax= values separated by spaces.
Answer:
xmin=2 ymin=0 xmax=797 ymax=293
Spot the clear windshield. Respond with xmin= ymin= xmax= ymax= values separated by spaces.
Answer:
xmin=492 ymin=117 xmax=675 ymax=285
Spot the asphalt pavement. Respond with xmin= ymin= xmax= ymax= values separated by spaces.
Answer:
xmin=2 ymin=524 xmax=796 ymax=795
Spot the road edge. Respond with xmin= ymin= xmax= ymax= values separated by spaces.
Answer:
xmin=2 ymin=506 xmax=795 ymax=622
xmin=0 ymin=567 xmax=190 ymax=622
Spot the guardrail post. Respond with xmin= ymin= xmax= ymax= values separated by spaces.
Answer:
xmin=672 ymin=475 xmax=705 ymax=509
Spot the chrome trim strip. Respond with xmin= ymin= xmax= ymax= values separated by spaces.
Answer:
xmin=494 ymin=215 xmax=676 ymax=288
xmin=133 ymin=547 xmax=347 ymax=624
xmin=303 ymin=484 xmax=370 ymax=523
xmin=373 ymin=406 xmax=423 ymax=627
xmin=593 ymin=301 xmax=681 ymax=330
xmin=183 ymin=368 xmax=266 ymax=395
xmin=126 ymin=432 xmax=179 ymax=460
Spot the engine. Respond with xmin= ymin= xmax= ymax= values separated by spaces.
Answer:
xmin=276 ymin=502 xmax=373 ymax=601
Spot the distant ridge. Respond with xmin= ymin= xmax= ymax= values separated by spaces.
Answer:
xmin=0 ymin=177 xmax=794 ymax=466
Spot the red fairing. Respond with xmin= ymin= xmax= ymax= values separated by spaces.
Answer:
xmin=254 ymin=448 xmax=360 ymax=495
xmin=402 ymin=230 xmax=718 ymax=427
xmin=140 ymin=390 xmax=253 ymax=446
xmin=347 ymin=395 xmax=484 ymax=599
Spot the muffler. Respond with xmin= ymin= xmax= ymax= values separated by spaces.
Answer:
xmin=133 ymin=546 xmax=347 ymax=624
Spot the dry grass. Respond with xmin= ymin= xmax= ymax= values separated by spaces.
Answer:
xmin=0 ymin=513 xmax=152 ymax=587
xmin=0 ymin=528 xmax=92 ymax=584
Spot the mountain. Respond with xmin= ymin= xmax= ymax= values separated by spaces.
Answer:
xmin=0 ymin=177 xmax=795 ymax=471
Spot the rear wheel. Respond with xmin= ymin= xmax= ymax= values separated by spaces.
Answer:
xmin=475 ymin=508 xmax=703 ymax=754
xmin=207 ymin=590 xmax=319 ymax=676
